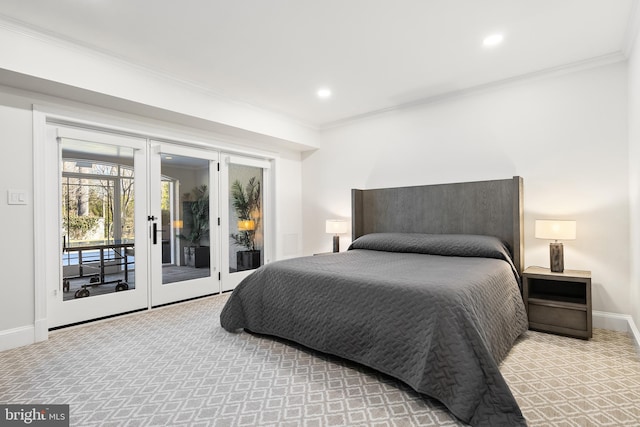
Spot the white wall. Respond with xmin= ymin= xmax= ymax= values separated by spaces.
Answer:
xmin=0 ymin=84 xmax=304 ymax=351
xmin=274 ymin=151 xmax=303 ymax=260
xmin=629 ymin=26 xmax=640 ymax=330
xmin=0 ymin=92 xmax=35 ymax=338
xmin=303 ymin=62 xmax=630 ymax=316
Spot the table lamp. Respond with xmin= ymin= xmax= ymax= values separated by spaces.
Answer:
xmin=237 ymin=219 xmax=256 ymax=231
xmin=535 ymin=220 xmax=577 ymax=273
xmin=325 ymin=219 xmax=348 ymax=252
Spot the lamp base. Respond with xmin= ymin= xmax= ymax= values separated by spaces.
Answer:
xmin=549 ymin=242 xmax=564 ymax=273
xmin=333 ymin=235 xmax=340 ymax=253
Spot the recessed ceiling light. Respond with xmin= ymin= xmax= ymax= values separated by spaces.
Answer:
xmin=483 ymin=33 xmax=504 ymax=47
xmin=317 ymin=88 xmax=332 ymax=99
xmin=165 ymin=156 xmax=172 ymax=160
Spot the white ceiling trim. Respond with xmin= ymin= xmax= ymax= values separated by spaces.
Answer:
xmin=320 ymin=51 xmax=626 ymax=131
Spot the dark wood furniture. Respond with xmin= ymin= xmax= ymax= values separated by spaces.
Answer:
xmin=522 ymin=266 xmax=592 ymax=339
xmin=352 ymin=176 xmax=524 ymax=274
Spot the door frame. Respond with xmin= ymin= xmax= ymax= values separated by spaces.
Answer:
xmin=33 ymin=107 xmax=278 ymax=339
xmin=148 ymin=141 xmax=220 ymax=307
xmin=44 ymin=126 xmax=150 ymax=328
xmin=220 ymin=153 xmax=275 ymax=292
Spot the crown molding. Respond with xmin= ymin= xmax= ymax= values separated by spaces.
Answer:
xmin=319 ymin=52 xmax=627 ymax=131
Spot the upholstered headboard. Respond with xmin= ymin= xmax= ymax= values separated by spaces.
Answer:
xmin=351 ymin=176 xmax=524 ymax=274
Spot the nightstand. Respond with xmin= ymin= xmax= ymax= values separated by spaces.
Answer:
xmin=522 ymin=266 xmax=592 ymax=339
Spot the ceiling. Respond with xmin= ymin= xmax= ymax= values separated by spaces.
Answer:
xmin=0 ymin=0 xmax=635 ymax=128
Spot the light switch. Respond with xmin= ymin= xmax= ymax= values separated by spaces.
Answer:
xmin=7 ymin=189 xmax=28 ymax=205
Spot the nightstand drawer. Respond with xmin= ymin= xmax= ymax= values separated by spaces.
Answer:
xmin=523 ymin=267 xmax=592 ymax=339
xmin=528 ymin=302 xmax=587 ymax=331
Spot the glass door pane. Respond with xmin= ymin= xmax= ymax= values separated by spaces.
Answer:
xmin=228 ymin=164 xmax=264 ymax=273
xmin=61 ymin=142 xmax=136 ymax=300
xmin=161 ymin=154 xmax=211 ymax=284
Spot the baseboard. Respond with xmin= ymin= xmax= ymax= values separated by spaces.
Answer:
xmin=628 ymin=315 xmax=640 ymax=355
xmin=593 ymin=310 xmax=640 ymax=354
xmin=0 ymin=325 xmax=35 ymax=352
xmin=593 ymin=310 xmax=630 ymax=331
xmin=34 ymin=319 xmax=48 ymax=343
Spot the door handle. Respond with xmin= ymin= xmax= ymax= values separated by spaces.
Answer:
xmin=152 ymin=222 xmax=158 ymax=245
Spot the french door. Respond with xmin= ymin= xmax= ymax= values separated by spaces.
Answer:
xmin=46 ymin=124 xmax=269 ymax=328
xmin=220 ymin=154 xmax=272 ymax=291
xmin=148 ymin=142 xmax=219 ymax=306
xmin=48 ymin=127 xmax=149 ymax=328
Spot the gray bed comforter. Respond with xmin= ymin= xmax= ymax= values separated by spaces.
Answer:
xmin=221 ymin=233 xmax=529 ymax=426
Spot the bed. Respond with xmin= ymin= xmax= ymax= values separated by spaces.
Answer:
xmin=221 ymin=177 xmax=529 ymax=426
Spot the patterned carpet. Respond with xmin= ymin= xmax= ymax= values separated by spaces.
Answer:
xmin=0 ymin=294 xmax=639 ymax=426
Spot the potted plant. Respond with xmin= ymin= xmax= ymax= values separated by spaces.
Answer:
xmin=179 ymin=185 xmax=210 ymax=268
xmin=230 ymin=177 xmax=261 ymax=271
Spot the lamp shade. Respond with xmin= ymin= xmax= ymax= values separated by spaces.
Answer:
xmin=237 ymin=219 xmax=256 ymax=231
xmin=535 ymin=220 xmax=576 ymax=241
xmin=325 ymin=219 xmax=348 ymax=235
